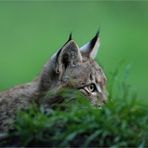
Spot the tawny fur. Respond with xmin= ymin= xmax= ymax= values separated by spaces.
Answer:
xmin=0 ymin=33 xmax=107 ymax=132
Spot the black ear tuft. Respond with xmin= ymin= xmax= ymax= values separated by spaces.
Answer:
xmin=80 ymin=30 xmax=101 ymax=59
xmin=56 ymin=33 xmax=73 ymax=59
xmin=96 ymin=29 xmax=100 ymax=37
xmin=90 ymin=30 xmax=100 ymax=49
xmin=68 ymin=33 xmax=72 ymax=41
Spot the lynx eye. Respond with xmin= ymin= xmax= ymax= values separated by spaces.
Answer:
xmin=87 ymin=84 xmax=96 ymax=92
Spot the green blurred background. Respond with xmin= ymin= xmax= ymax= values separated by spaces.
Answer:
xmin=0 ymin=1 xmax=147 ymax=101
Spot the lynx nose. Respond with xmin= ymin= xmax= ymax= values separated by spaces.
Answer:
xmin=100 ymin=92 xmax=108 ymax=105
xmin=102 ymin=98 xmax=107 ymax=104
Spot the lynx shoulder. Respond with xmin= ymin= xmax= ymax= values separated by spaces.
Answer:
xmin=0 ymin=32 xmax=107 ymax=132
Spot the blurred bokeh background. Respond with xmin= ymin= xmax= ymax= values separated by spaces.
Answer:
xmin=0 ymin=1 xmax=148 ymax=101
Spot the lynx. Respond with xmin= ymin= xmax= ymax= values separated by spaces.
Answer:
xmin=0 ymin=32 xmax=107 ymax=132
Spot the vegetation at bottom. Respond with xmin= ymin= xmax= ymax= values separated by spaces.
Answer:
xmin=0 ymin=66 xmax=148 ymax=147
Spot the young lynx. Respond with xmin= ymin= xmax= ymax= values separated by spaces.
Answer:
xmin=0 ymin=32 xmax=107 ymax=132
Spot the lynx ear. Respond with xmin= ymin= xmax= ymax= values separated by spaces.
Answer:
xmin=55 ymin=35 xmax=82 ymax=74
xmin=80 ymin=32 xmax=100 ymax=59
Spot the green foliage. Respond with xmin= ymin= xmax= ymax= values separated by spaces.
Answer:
xmin=1 ymin=66 xmax=148 ymax=147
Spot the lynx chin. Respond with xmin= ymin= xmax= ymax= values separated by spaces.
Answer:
xmin=0 ymin=32 xmax=107 ymax=132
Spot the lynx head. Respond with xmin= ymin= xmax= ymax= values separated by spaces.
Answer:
xmin=52 ymin=32 xmax=107 ymax=107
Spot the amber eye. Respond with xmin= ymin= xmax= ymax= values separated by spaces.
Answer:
xmin=87 ymin=84 xmax=96 ymax=92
